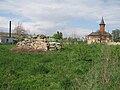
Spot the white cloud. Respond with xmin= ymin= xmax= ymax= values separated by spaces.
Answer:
xmin=0 ymin=0 xmax=120 ymax=37
xmin=61 ymin=27 xmax=91 ymax=38
xmin=0 ymin=17 xmax=9 ymax=27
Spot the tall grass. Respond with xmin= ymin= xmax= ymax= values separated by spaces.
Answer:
xmin=0 ymin=44 xmax=120 ymax=90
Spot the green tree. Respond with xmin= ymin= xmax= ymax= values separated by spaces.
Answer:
xmin=112 ymin=29 xmax=120 ymax=42
xmin=59 ymin=32 xmax=63 ymax=39
xmin=52 ymin=31 xmax=63 ymax=39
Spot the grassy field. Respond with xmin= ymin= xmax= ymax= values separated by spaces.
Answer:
xmin=0 ymin=44 xmax=120 ymax=90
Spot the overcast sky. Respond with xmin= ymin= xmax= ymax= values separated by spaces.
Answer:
xmin=0 ymin=0 xmax=120 ymax=37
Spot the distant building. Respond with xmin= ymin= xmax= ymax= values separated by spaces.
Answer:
xmin=87 ymin=17 xmax=112 ymax=44
xmin=0 ymin=21 xmax=14 ymax=44
xmin=0 ymin=36 xmax=14 ymax=44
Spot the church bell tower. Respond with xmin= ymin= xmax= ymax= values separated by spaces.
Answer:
xmin=99 ymin=17 xmax=105 ymax=34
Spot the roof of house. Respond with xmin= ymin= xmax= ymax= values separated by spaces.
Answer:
xmin=88 ymin=30 xmax=111 ymax=36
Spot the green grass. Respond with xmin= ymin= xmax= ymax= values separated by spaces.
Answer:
xmin=0 ymin=44 xmax=120 ymax=90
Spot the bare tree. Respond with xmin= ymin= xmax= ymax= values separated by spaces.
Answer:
xmin=14 ymin=23 xmax=28 ymax=37
xmin=13 ymin=23 xmax=28 ymax=43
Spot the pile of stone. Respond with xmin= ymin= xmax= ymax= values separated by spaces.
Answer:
xmin=107 ymin=42 xmax=120 ymax=45
xmin=12 ymin=34 xmax=62 ymax=52
xmin=49 ymin=42 xmax=62 ymax=51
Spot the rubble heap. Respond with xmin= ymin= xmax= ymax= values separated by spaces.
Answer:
xmin=12 ymin=34 xmax=62 ymax=52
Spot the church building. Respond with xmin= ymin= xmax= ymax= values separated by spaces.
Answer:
xmin=87 ymin=17 xmax=112 ymax=44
